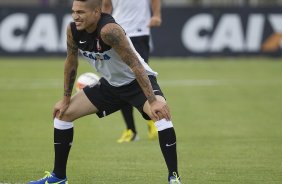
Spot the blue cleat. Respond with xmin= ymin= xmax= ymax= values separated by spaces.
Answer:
xmin=169 ymin=172 xmax=182 ymax=184
xmin=28 ymin=171 xmax=68 ymax=184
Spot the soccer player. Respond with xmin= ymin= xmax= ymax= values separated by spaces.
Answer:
xmin=27 ymin=0 xmax=181 ymax=183
xmin=102 ymin=0 xmax=162 ymax=143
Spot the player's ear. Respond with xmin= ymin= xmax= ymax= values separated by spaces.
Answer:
xmin=94 ymin=7 xmax=101 ymax=14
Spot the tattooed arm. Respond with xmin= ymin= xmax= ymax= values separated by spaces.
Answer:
xmin=101 ymin=23 xmax=156 ymax=104
xmin=63 ymin=23 xmax=79 ymax=99
xmin=100 ymin=23 xmax=171 ymax=121
xmin=53 ymin=23 xmax=78 ymax=119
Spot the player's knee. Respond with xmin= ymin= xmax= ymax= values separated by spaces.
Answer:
xmin=56 ymin=111 xmax=75 ymax=122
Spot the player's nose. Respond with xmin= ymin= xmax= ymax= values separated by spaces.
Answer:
xmin=72 ymin=12 xmax=79 ymax=20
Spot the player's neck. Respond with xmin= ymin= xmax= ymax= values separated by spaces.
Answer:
xmin=85 ymin=14 xmax=101 ymax=33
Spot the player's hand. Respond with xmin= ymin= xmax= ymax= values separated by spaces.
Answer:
xmin=53 ymin=98 xmax=70 ymax=119
xmin=148 ymin=16 xmax=162 ymax=27
xmin=150 ymin=100 xmax=171 ymax=121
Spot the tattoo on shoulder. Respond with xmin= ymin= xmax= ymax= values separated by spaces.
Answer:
xmin=67 ymin=30 xmax=78 ymax=56
xmin=102 ymin=25 xmax=123 ymax=46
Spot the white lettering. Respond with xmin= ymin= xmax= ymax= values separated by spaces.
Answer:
xmin=24 ymin=14 xmax=59 ymax=51
xmin=181 ymin=14 xmax=213 ymax=52
xmin=268 ymin=14 xmax=282 ymax=32
xmin=0 ymin=13 xmax=28 ymax=52
xmin=246 ymin=14 xmax=264 ymax=51
xmin=210 ymin=14 xmax=244 ymax=52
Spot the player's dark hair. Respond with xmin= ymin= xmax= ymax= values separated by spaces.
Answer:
xmin=73 ymin=0 xmax=102 ymax=8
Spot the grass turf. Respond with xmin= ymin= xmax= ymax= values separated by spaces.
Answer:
xmin=0 ymin=57 xmax=281 ymax=184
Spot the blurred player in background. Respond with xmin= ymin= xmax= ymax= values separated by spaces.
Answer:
xmin=28 ymin=0 xmax=181 ymax=183
xmin=102 ymin=0 xmax=162 ymax=143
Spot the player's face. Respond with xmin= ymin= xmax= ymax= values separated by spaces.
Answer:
xmin=72 ymin=1 xmax=101 ymax=32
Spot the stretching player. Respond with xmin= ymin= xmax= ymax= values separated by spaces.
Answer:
xmin=27 ymin=0 xmax=181 ymax=183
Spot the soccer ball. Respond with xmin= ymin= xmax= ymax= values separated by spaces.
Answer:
xmin=75 ymin=72 xmax=100 ymax=91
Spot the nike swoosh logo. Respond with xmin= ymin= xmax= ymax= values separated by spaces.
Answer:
xmin=153 ymin=90 xmax=159 ymax=93
xmin=79 ymin=40 xmax=86 ymax=44
xmin=45 ymin=179 xmax=66 ymax=184
xmin=166 ymin=142 xmax=176 ymax=147
xmin=45 ymin=180 xmax=66 ymax=184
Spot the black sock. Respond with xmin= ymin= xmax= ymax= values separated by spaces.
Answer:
xmin=53 ymin=128 xmax=73 ymax=179
xmin=121 ymin=104 xmax=136 ymax=133
xmin=158 ymin=127 xmax=179 ymax=180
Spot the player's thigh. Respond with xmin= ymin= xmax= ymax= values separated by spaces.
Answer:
xmin=61 ymin=90 xmax=98 ymax=122
xmin=143 ymin=95 xmax=166 ymax=119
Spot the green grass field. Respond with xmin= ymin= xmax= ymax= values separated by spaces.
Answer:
xmin=0 ymin=57 xmax=282 ymax=184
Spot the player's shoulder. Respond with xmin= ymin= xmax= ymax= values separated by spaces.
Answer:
xmin=100 ymin=23 xmax=126 ymax=47
xmin=67 ymin=22 xmax=79 ymax=42
xmin=99 ymin=13 xmax=116 ymax=27
xmin=67 ymin=22 xmax=75 ymax=32
xmin=100 ymin=23 xmax=124 ymax=40
xmin=99 ymin=14 xmax=124 ymax=35
xmin=67 ymin=22 xmax=78 ymax=38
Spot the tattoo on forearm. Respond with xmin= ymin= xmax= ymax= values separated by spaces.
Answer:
xmin=134 ymin=68 xmax=156 ymax=103
xmin=122 ymin=51 xmax=156 ymax=103
xmin=68 ymin=69 xmax=76 ymax=91
xmin=64 ymin=69 xmax=76 ymax=96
